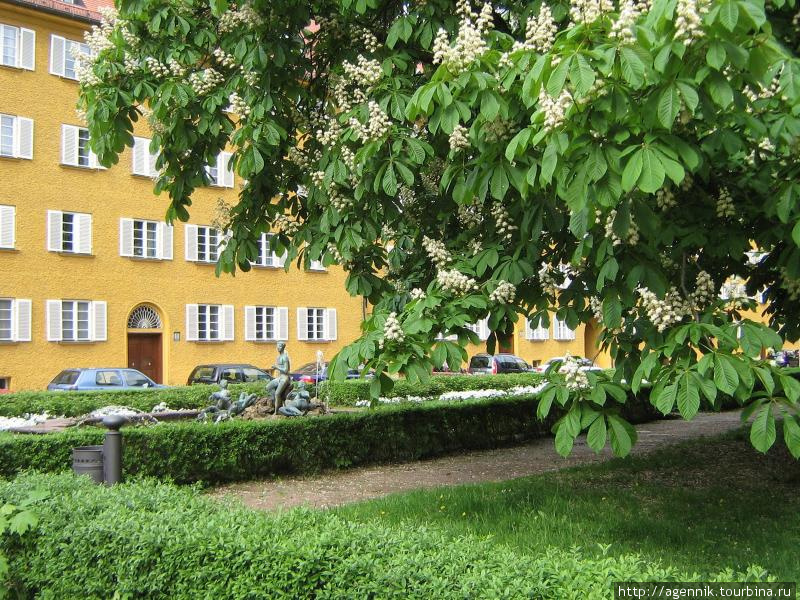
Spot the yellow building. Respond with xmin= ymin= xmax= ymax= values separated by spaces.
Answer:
xmin=0 ymin=0 xmax=364 ymax=390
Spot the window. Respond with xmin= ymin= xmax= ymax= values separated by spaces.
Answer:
xmin=49 ymin=35 xmax=90 ymax=80
xmin=466 ymin=318 xmax=490 ymax=340
xmin=185 ymin=225 xmax=226 ymax=263
xmin=308 ymin=259 xmax=327 ymax=272
xmin=0 ymin=24 xmax=34 ymax=70
xmin=0 ymin=377 xmax=8 ymax=392
xmin=553 ymin=316 xmax=576 ymax=341
xmin=95 ymin=370 xmax=123 ymax=386
xmin=0 ymin=205 xmax=14 ymax=249
xmin=252 ymin=233 xmax=286 ymax=268
xmin=242 ymin=367 xmax=268 ymax=382
xmin=185 ymin=304 xmax=234 ymax=341
xmin=525 ymin=318 xmax=550 ymax=341
xmin=61 ymin=125 xmax=102 ymax=168
xmin=46 ymin=299 xmax=106 ymax=342
xmin=720 ymin=277 xmax=749 ymax=300
xmin=0 ymin=298 xmax=31 ymax=342
xmin=205 ymin=151 xmax=234 ymax=187
xmin=0 ymin=114 xmax=33 ymax=159
xmin=119 ymin=218 xmax=173 ymax=260
xmin=297 ymin=307 xmax=337 ymax=341
xmin=123 ymin=370 xmax=151 ymax=387
xmin=244 ymin=306 xmax=288 ymax=341
xmin=131 ymin=136 xmax=160 ymax=177
xmin=47 ymin=210 xmax=91 ymax=254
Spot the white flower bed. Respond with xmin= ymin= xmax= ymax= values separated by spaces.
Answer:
xmin=354 ymin=383 xmax=548 ymax=407
xmin=0 ymin=412 xmax=54 ymax=431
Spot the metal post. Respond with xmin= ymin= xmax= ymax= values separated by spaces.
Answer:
xmin=101 ymin=415 xmax=127 ymax=485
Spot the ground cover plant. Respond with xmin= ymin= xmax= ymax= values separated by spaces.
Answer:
xmin=335 ymin=426 xmax=800 ymax=581
xmin=0 ymin=472 xmax=772 ymax=599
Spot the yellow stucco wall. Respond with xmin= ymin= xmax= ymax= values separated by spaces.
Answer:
xmin=0 ymin=3 xmax=363 ymax=390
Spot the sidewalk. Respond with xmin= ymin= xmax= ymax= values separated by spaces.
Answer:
xmin=211 ymin=411 xmax=744 ymax=511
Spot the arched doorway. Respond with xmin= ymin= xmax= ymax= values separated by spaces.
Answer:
xmin=127 ymin=304 xmax=163 ymax=384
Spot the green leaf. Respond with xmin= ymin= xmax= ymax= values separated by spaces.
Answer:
xmin=569 ymin=54 xmax=595 ymax=96
xmin=706 ymin=42 xmax=727 ymax=70
xmin=546 ymin=56 xmax=573 ymax=97
xmin=677 ymin=373 xmax=700 ymax=420
xmin=657 ymin=85 xmax=681 ymax=129
xmin=719 ymin=0 xmax=740 ymax=30
xmin=779 ymin=374 xmax=800 ymax=402
xmin=638 ymin=148 xmax=666 ymax=193
xmin=750 ymin=402 xmax=776 ymax=453
xmin=554 ymin=420 xmax=576 ymax=456
xmin=621 ymin=148 xmax=644 ymax=192
xmin=537 ymin=386 xmax=555 ymax=420
xmin=791 ymin=221 xmax=800 ymax=247
xmin=653 ymin=383 xmax=678 ymax=415
xmin=480 ymin=91 xmax=500 ymax=121
xmin=587 ymin=415 xmax=607 ymax=453
xmin=713 ymin=354 xmax=739 ymax=395
xmin=676 ymin=81 xmax=699 ymax=112
xmin=608 ymin=414 xmax=636 ymax=457
xmin=783 ymin=414 xmax=800 ymax=459
xmin=541 ymin=140 xmax=559 ymax=184
xmin=620 ymin=47 xmax=645 ymax=88
xmin=602 ymin=296 xmax=622 ymax=329
xmin=382 ymin=165 xmax=397 ymax=196
xmin=490 ymin=166 xmax=509 ymax=200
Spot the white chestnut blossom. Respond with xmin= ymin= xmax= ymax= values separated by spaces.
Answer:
xmin=655 ymin=187 xmax=677 ymax=211
xmin=432 ymin=1 xmax=494 ymax=74
xmin=449 ymin=124 xmax=470 ymax=152
xmin=437 ymin=269 xmax=479 ymax=295
xmin=83 ymin=7 xmax=117 ymax=55
xmin=604 ymin=209 xmax=640 ymax=246
xmin=489 ymin=281 xmax=517 ymax=304
xmin=499 ymin=4 xmax=557 ymax=66
xmin=569 ymin=0 xmax=614 ymax=26
xmin=228 ymin=92 xmax=251 ymax=117
xmin=674 ymin=0 xmax=709 ymax=44
xmin=423 ymin=236 xmax=451 ymax=268
xmin=539 ymin=88 xmax=572 ymax=132
xmin=218 ymin=5 xmax=263 ymax=33
xmin=273 ymin=214 xmax=300 ymax=236
xmin=326 ymin=243 xmax=343 ymax=264
xmin=380 ymin=312 xmax=405 ymax=347
xmin=342 ymin=55 xmax=383 ymax=87
xmin=538 ymin=262 xmax=559 ymax=290
xmin=690 ymin=270 xmax=715 ymax=306
xmin=491 ymin=202 xmax=518 ymax=240
xmin=558 ymin=354 xmax=590 ymax=391
xmin=410 ymin=288 xmax=427 ymax=300
xmin=589 ymin=296 xmax=604 ymax=321
xmin=458 ymin=198 xmax=483 ymax=229
xmin=212 ymin=47 xmax=236 ymax=68
xmin=188 ymin=68 xmax=225 ymax=95
xmin=639 ymin=286 xmax=691 ymax=331
xmin=716 ymin=187 xmax=735 ymax=219
xmin=610 ymin=0 xmax=646 ymax=44
xmin=349 ymin=101 xmax=392 ymax=142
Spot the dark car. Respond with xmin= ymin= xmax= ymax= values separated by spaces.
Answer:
xmin=47 ymin=368 xmax=165 ymax=391
xmin=468 ymin=353 xmax=533 ymax=375
xmin=290 ymin=361 xmax=368 ymax=384
xmin=187 ymin=364 xmax=273 ymax=385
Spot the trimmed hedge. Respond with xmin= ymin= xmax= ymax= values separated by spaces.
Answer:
xmin=0 ymin=394 xmax=660 ymax=484
xmin=0 ymin=383 xmax=266 ymax=418
xmin=320 ymin=372 xmax=545 ymax=405
xmin=0 ymin=474 xmax=768 ymax=599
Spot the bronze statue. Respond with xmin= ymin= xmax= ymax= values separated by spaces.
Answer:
xmin=265 ymin=341 xmax=292 ymax=414
xmin=197 ymin=380 xmax=258 ymax=423
xmin=277 ymin=381 xmax=319 ymax=417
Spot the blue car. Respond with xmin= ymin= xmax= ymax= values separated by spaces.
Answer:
xmin=47 ymin=368 xmax=165 ymax=391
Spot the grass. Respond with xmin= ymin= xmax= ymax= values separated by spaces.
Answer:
xmin=335 ymin=427 xmax=800 ymax=581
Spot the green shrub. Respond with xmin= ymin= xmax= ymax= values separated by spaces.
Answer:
xmin=0 ymin=394 xmax=660 ymax=484
xmin=321 ymin=372 xmax=545 ymax=405
xmin=0 ymin=383 xmax=265 ymax=418
xmin=0 ymin=474 xmax=769 ymax=599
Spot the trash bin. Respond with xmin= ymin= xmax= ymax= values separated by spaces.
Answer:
xmin=72 ymin=445 xmax=104 ymax=484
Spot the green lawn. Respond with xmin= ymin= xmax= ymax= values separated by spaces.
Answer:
xmin=335 ymin=428 xmax=800 ymax=581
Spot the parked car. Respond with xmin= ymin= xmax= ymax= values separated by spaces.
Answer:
xmin=47 ymin=368 xmax=165 ymax=391
xmin=534 ymin=356 xmax=601 ymax=374
xmin=187 ymin=364 xmax=273 ymax=386
xmin=468 ymin=353 xmax=533 ymax=375
xmin=290 ymin=361 xmax=369 ymax=384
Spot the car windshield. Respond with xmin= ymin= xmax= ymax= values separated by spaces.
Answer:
xmin=123 ymin=370 xmax=152 ymax=387
xmin=191 ymin=367 xmax=215 ymax=380
xmin=470 ymin=356 xmax=491 ymax=369
xmin=51 ymin=370 xmax=79 ymax=385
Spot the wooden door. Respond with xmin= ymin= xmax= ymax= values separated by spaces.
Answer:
xmin=127 ymin=333 xmax=162 ymax=383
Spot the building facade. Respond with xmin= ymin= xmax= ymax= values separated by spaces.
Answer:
xmin=0 ymin=0 xmax=364 ymax=390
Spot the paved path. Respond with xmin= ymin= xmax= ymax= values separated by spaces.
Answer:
xmin=211 ymin=411 xmax=743 ymax=511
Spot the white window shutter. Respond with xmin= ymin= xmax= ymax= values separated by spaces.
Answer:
xmin=76 ymin=213 xmax=92 ymax=254
xmin=525 ymin=319 xmax=534 ymax=340
xmin=119 ymin=218 xmax=134 ymax=257
xmin=148 ymin=149 xmax=159 ymax=177
xmin=478 ymin=318 xmax=490 ymax=341
xmin=132 ymin=137 xmax=148 ymax=175
xmin=184 ymin=225 xmax=198 ymax=261
xmin=185 ymin=304 xmax=199 ymax=341
xmin=49 ymin=35 xmax=65 ymax=76
xmin=325 ymin=308 xmax=338 ymax=341
xmin=159 ymin=223 xmax=173 ymax=260
xmin=277 ymin=251 xmax=287 ymax=267
xmin=244 ymin=306 xmax=256 ymax=341
xmin=46 ymin=210 xmax=62 ymax=251
xmin=61 ymin=125 xmax=78 ymax=166
xmin=297 ymin=308 xmax=308 ymax=341
xmin=218 ymin=152 xmax=234 ymax=188
xmin=46 ymin=300 xmax=62 ymax=341
xmin=12 ymin=299 xmax=30 ymax=342
xmin=222 ymin=305 xmax=234 ymax=341
xmin=19 ymin=28 xmax=35 ymax=71
xmin=0 ymin=205 xmax=14 ymax=248
xmin=92 ymin=301 xmax=107 ymax=341
xmin=277 ymin=307 xmax=289 ymax=341
xmin=15 ymin=118 xmax=33 ymax=159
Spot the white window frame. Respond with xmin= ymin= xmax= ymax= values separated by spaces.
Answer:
xmin=296 ymin=307 xmax=337 ymax=342
xmin=205 ymin=151 xmax=234 ymax=188
xmin=46 ymin=299 xmax=106 ymax=342
xmin=244 ymin=306 xmax=289 ymax=342
xmin=0 ymin=204 xmax=15 ymax=249
xmin=184 ymin=225 xmax=225 ymax=263
xmin=553 ymin=316 xmax=576 ymax=341
xmin=251 ymin=233 xmax=286 ymax=268
xmin=0 ymin=298 xmax=31 ymax=342
xmin=466 ymin=318 xmax=490 ymax=341
xmin=0 ymin=113 xmax=33 ymax=159
xmin=185 ymin=304 xmax=234 ymax=341
xmin=0 ymin=24 xmax=34 ymax=70
xmin=46 ymin=210 xmax=92 ymax=254
xmin=119 ymin=218 xmax=173 ymax=260
xmin=49 ymin=35 xmax=90 ymax=80
xmin=131 ymin=136 xmax=160 ymax=177
xmin=308 ymin=259 xmax=327 ymax=272
xmin=525 ymin=318 xmax=550 ymax=341
xmin=61 ymin=125 xmax=103 ymax=169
